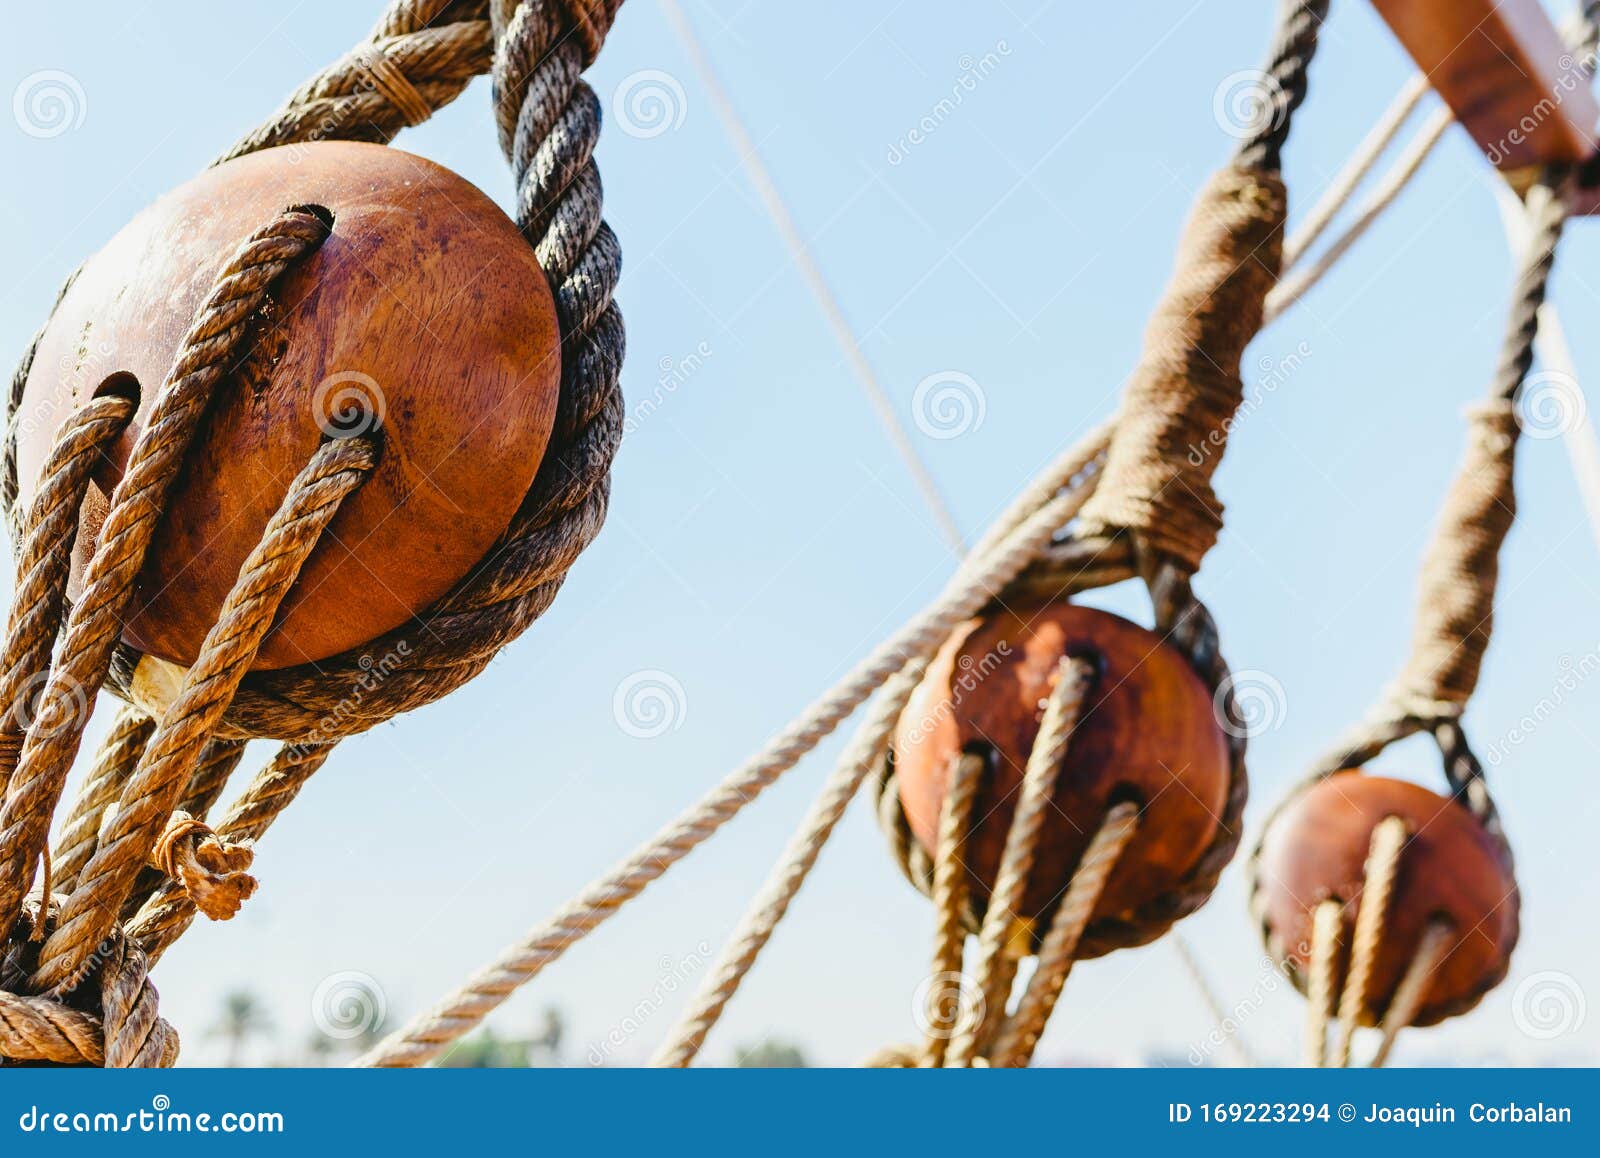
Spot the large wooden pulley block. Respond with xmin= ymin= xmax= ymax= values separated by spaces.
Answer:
xmin=17 ymin=141 xmax=562 ymax=669
xmin=893 ymin=602 xmax=1230 ymax=929
xmin=1254 ymin=771 xmax=1518 ymax=1026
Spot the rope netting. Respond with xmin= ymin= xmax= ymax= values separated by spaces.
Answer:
xmin=0 ymin=0 xmax=1589 ymax=1071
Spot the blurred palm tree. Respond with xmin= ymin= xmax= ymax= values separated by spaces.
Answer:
xmin=208 ymin=989 xmax=272 ymax=1067
xmin=735 ymin=1038 xmax=810 ymax=1068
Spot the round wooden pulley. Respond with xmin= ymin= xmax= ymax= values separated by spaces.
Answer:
xmin=16 ymin=141 xmax=561 ymax=670
xmin=892 ymin=602 xmax=1230 ymax=939
xmin=1253 ymin=771 xmax=1518 ymax=1026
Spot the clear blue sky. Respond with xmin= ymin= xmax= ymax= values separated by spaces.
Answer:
xmin=3 ymin=1 xmax=1598 ymax=1066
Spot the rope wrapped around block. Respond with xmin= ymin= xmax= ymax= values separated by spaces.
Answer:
xmin=1247 ymin=176 xmax=1570 ymax=1049
xmin=4 ymin=0 xmax=625 ymax=744
xmin=0 ymin=0 xmax=626 ymax=1068
xmin=1074 ymin=165 xmax=1287 ymax=573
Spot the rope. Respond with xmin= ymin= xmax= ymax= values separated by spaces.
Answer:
xmin=6 ymin=0 xmax=626 ymax=745
xmin=1387 ymin=182 xmax=1567 ymax=717
xmin=1075 ymin=165 xmax=1287 ymax=571
xmin=357 ymin=423 xmax=1112 ymax=1066
xmin=922 ymin=750 xmax=985 ymax=1067
xmin=30 ymin=434 xmax=377 ymax=996
xmin=218 ymin=0 xmax=493 ymax=162
xmin=1304 ymin=899 xmax=1342 ymax=1066
xmin=1369 ymin=918 xmax=1451 ymax=1067
xmin=50 ymin=708 xmax=154 ymax=891
xmin=1282 ymin=74 xmax=1430 ymax=269
xmin=0 ymin=395 xmax=136 ymax=791
xmin=946 ymin=657 xmax=1095 ymax=1067
xmin=0 ymin=898 xmax=176 ymax=1067
xmin=650 ymin=660 xmax=927 ymax=1067
xmin=0 ymin=208 xmax=332 ymax=940
xmin=988 ymin=801 xmax=1140 ymax=1068
xmin=1235 ymin=0 xmax=1329 ymax=173
xmin=1267 ymin=106 xmax=1452 ymax=322
xmin=661 ymin=0 xmax=965 ymax=556
xmin=1170 ymin=923 xmax=1256 ymax=1068
xmin=1330 ymin=814 xmax=1407 ymax=1066
xmin=147 ymin=811 xmax=257 ymax=922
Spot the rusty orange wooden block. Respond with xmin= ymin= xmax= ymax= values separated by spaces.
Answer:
xmin=1372 ymin=0 xmax=1599 ymax=173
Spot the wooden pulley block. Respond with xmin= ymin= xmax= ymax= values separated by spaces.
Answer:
xmin=892 ymin=601 xmax=1230 ymax=932
xmin=1254 ymin=771 xmax=1518 ymax=1026
xmin=16 ymin=141 xmax=561 ymax=670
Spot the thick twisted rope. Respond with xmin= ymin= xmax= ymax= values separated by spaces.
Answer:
xmin=1300 ymin=823 xmax=1452 ymax=1069
xmin=1304 ymin=899 xmax=1342 ymax=1066
xmin=1330 ymin=814 xmax=1407 ymax=1066
xmin=945 ymin=658 xmax=1095 ymax=1068
xmin=50 ymin=708 xmax=155 ymax=891
xmin=31 ymin=435 xmax=376 ymax=995
xmin=7 ymin=0 xmax=626 ymax=745
xmin=1368 ymin=919 xmax=1452 ymax=1067
xmin=159 ymin=0 xmax=626 ymax=741
xmin=0 ymin=209 xmax=331 ymax=938
xmin=0 ymin=394 xmax=135 ymax=791
xmin=988 ymin=800 xmax=1140 ymax=1068
xmin=218 ymin=0 xmax=494 ymax=162
xmin=1 ymin=899 xmax=175 ymax=1067
xmin=922 ymin=750 xmax=985 ymax=1067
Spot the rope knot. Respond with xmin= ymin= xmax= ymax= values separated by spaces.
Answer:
xmin=1076 ymin=164 xmax=1288 ymax=573
xmin=149 ymin=812 xmax=257 ymax=922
